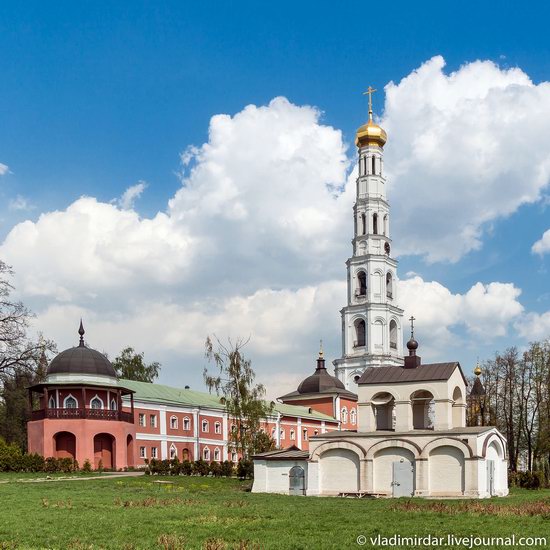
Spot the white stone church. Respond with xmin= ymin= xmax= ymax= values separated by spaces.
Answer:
xmin=252 ymin=92 xmax=509 ymax=498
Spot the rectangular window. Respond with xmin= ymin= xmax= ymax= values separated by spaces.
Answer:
xmin=139 ymin=446 xmax=146 ymax=458
xmin=150 ymin=414 xmax=157 ymax=428
xmin=215 ymin=422 xmax=221 ymax=434
xmin=151 ymin=447 xmax=158 ymax=458
xmin=138 ymin=413 xmax=145 ymax=427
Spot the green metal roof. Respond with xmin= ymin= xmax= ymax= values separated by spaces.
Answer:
xmin=120 ymin=379 xmax=336 ymax=422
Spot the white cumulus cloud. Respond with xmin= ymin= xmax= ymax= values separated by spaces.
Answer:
xmin=0 ymin=163 xmax=8 ymax=176
xmin=532 ymin=229 xmax=550 ymax=255
xmin=117 ymin=181 xmax=148 ymax=210
xmin=384 ymin=55 xmax=550 ymax=262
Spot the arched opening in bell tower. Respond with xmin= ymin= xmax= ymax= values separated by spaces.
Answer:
xmin=361 ymin=213 xmax=366 ymax=235
xmin=371 ymin=155 xmax=376 ymax=175
xmin=386 ymin=272 xmax=393 ymax=299
xmin=354 ymin=319 xmax=366 ymax=348
xmin=389 ymin=320 xmax=398 ymax=350
xmin=357 ymin=271 xmax=367 ymax=296
xmin=373 ymin=213 xmax=378 ymax=235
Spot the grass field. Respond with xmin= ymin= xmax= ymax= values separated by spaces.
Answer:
xmin=0 ymin=474 xmax=549 ymax=549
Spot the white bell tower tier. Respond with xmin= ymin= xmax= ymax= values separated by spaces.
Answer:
xmin=334 ymin=88 xmax=404 ymax=391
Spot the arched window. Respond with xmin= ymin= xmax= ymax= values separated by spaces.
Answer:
xmin=214 ymin=448 xmax=221 ymax=461
xmin=383 ymin=214 xmax=388 ymax=236
xmin=64 ymin=395 xmax=77 ymax=409
xmin=214 ymin=422 xmax=221 ymax=434
xmin=386 ymin=272 xmax=393 ymax=299
xmin=354 ymin=319 xmax=366 ymax=347
xmin=353 ymin=374 xmax=361 ymax=384
xmin=341 ymin=407 xmax=348 ymax=423
xmin=90 ymin=396 xmax=103 ymax=410
xmin=373 ymin=213 xmax=378 ymax=235
xmin=203 ymin=447 xmax=210 ymax=461
xmin=231 ymin=451 xmax=238 ymax=463
xmin=372 ymin=155 xmax=376 ymax=175
xmin=350 ymin=409 xmax=357 ymax=425
xmin=110 ymin=399 xmax=117 ymax=411
xmin=303 ymin=429 xmax=308 ymax=441
xmin=182 ymin=448 xmax=190 ymax=461
xmin=290 ymin=429 xmax=295 ymax=441
xmin=170 ymin=416 xmax=178 ymax=429
xmin=389 ymin=320 xmax=398 ymax=350
xmin=48 ymin=396 xmax=56 ymax=409
xmin=411 ymin=390 xmax=435 ymax=430
xmin=183 ymin=417 xmax=190 ymax=431
xmin=357 ymin=271 xmax=367 ymax=296
xmin=361 ymin=213 xmax=366 ymax=235
xmin=170 ymin=444 xmax=177 ymax=459
xmin=202 ymin=420 xmax=209 ymax=432
xmin=280 ymin=429 xmax=285 ymax=440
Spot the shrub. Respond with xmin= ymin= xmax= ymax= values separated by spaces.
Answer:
xmin=180 ymin=460 xmax=193 ymax=476
xmin=209 ymin=461 xmax=222 ymax=477
xmin=193 ymin=459 xmax=209 ymax=476
xmin=82 ymin=459 xmax=92 ymax=473
xmin=236 ymin=459 xmax=253 ymax=480
xmin=97 ymin=459 xmax=104 ymax=472
xmin=220 ymin=460 xmax=234 ymax=478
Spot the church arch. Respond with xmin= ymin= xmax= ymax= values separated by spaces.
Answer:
xmin=421 ymin=437 xmax=473 ymax=459
xmin=371 ymin=391 xmax=395 ymax=431
xmin=366 ymin=438 xmax=421 ymax=460
xmin=310 ymin=440 xmax=367 ymax=461
xmin=354 ymin=318 xmax=366 ymax=348
xmin=373 ymin=213 xmax=378 ymax=234
xmin=481 ymin=433 xmax=507 ymax=459
xmin=386 ymin=272 xmax=393 ymax=299
xmin=90 ymin=395 xmax=104 ymax=410
xmin=452 ymin=386 xmax=464 ymax=428
xmin=389 ymin=320 xmax=398 ymax=350
xmin=63 ymin=394 xmax=78 ymax=409
xmin=319 ymin=448 xmax=361 ymax=494
xmin=356 ymin=271 xmax=367 ymax=296
xmin=429 ymin=445 xmax=465 ymax=495
xmin=410 ymin=390 xmax=434 ymax=430
xmin=361 ymin=213 xmax=366 ymax=235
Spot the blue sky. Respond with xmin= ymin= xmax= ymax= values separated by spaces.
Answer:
xmin=1 ymin=1 xmax=550 ymax=396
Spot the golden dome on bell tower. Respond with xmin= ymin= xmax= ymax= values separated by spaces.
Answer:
xmin=355 ymin=86 xmax=387 ymax=148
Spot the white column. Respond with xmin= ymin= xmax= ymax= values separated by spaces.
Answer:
xmin=159 ymin=405 xmax=168 ymax=459
xmin=297 ymin=418 xmax=302 ymax=448
xmin=275 ymin=413 xmax=281 ymax=448
xmin=222 ymin=412 xmax=229 ymax=461
xmin=394 ymin=401 xmax=413 ymax=432
xmin=434 ymin=399 xmax=453 ymax=430
xmin=193 ymin=408 xmax=199 ymax=460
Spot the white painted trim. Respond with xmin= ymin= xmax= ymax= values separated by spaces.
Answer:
xmin=63 ymin=394 xmax=79 ymax=408
xmin=90 ymin=394 xmax=105 ymax=410
xmin=193 ymin=409 xmax=199 ymax=461
xmin=222 ymin=413 xmax=228 ymax=461
xmin=47 ymin=373 xmax=118 ymax=386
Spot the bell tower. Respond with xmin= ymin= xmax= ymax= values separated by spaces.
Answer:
xmin=334 ymin=87 xmax=404 ymax=391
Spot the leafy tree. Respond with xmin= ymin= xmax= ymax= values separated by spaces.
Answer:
xmin=113 ymin=347 xmax=160 ymax=382
xmin=204 ymin=335 xmax=274 ymax=459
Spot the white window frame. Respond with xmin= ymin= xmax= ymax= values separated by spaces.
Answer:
xmin=280 ymin=429 xmax=285 ymax=440
xmin=90 ymin=395 xmax=104 ymax=410
xmin=151 ymin=447 xmax=158 ymax=459
xmin=303 ymin=428 xmax=308 ymax=441
xmin=214 ymin=421 xmax=221 ymax=434
xmin=110 ymin=398 xmax=117 ymax=411
xmin=231 ymin=451 xmax=238 ymax=463
xmin=341 ymin=407 xmax=348 ymax=424
xmin=63 ymin=394 xmax=78 ymax=409
xmin=183 ymin=417 xmax=190 ymax=431
xmin=150 ymin=414 xmax=157 ymax=428
xmin=214 ymin=448 xmax=220 ymax=461
xmin=48 ymin=396 xmax=56 ymax=409
xmin=203 ymin=447 xmax=210 ymax=461
xmin=290 ymin=430 xmax=295 ymax=441
xmin=202 ymin=420 xmax=209 ymax=433
xmin=139 ymin=446 xmax=146 ymax=458
xmin=350 ymin=409 xmax=357 ymax=425
xmin=138 ymin=413 xmax=146 ymax=427
xmin=170 ymin=416 xmax=178 ymax=429
xmin=169 ymin=444 xmax=177 ymax=459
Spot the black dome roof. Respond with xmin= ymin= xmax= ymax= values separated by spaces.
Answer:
xmin=47 ymin=346 xmax=116 ymax=378
xmin=298 ymin=367 xmax=346 ymax=394
xmin=46 ymin=322 xmax=116 ymax=378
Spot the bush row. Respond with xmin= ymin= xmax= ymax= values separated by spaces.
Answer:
xmin=145 ymin=457 xmax=254 ymax=479
xmin=508 ymin=470 xmax=548 ymax=489
xmin=0 ymin=439 xmax=80 ymax=473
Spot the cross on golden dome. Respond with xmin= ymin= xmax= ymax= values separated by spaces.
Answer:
xmin=363 ymin=86 xmax=377 ymax=120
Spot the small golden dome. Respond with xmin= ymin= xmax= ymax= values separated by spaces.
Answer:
xmin=356 ymin=118 xmax=387 ymax=148
xmin=474 ymin=363 xmax=482 ymax=376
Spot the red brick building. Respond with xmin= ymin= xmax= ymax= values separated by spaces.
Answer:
xmin=28 ymin=326 xmax=355 ymax=469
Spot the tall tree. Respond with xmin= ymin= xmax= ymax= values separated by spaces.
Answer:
xmin=204 ymin=336 xmax=274 ymax=458
xmin=0 ymin=261 xmax=55 ymax=376
xmin=113 ymin=347 xmax=161 ymax=382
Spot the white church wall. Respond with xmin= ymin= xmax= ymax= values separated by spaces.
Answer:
xmin=253 ymin=460 xmax=308 ymax=494
xmin=319 ymin=448 xmax=360 ymax=494
xmin=429 ymin=446 xmax=465 ymax=496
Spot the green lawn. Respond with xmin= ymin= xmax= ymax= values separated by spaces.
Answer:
xmin=0 ymin=474 xmax=548 ymax=549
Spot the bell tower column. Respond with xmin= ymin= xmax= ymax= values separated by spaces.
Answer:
xmin=334 ymin=88 xmax=404 ymax=391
